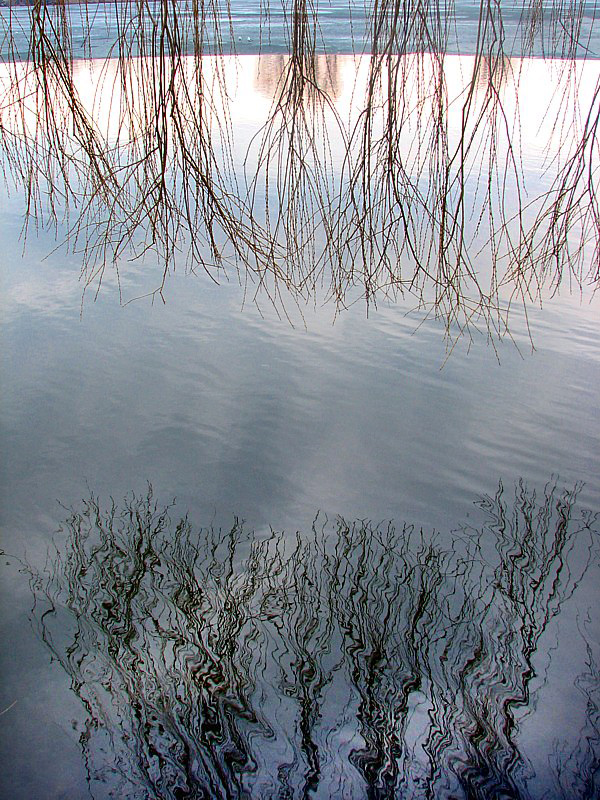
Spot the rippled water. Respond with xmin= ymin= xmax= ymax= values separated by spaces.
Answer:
xmin=1 ymin=37 xmax=600 ymax=800
xmin=11 ymin=484 xmax=599 ymax=799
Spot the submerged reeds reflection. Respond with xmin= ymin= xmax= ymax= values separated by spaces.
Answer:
xmin=0 ymin=1 xmax=599 ymax=340
xmin=27 ymin=480 xmax=600 ymax=798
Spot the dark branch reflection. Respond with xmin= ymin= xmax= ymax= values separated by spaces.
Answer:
xmin=26 ymin=480 xmax=600 ymax=798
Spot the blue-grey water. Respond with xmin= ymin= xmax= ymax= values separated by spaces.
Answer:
xmin=1 ymin=0 xmax=599 ymax=60
xmin=1 ymin=5 xmax=600 ymax=800
xmin=2 ymin=173 xmax=599 ymax=797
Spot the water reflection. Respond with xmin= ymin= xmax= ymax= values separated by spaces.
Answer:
xmin=474 ymin=53 xmax=514 ymax=96
xmin=1 ymin=2 xmax=599 ymax=342
xmin=27 ymin=480 xmax=599 ymax=798
xmin=255 ymin=54 xmax=343 ymax=101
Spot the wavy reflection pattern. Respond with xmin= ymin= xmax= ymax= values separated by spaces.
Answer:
xmin=30 ymin=481 xmax=599 ymax=798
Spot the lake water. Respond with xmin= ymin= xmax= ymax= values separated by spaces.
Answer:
xmin=1 ymin=5 xmax=600 ymax=799
xmin=2 ymin=0 xmax=599 ymax=61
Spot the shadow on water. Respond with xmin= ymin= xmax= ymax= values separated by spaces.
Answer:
xmin=22 ymin=480 xmax=600 ymax=798
xmin=0 ymin=1 xmax=599 ymax=342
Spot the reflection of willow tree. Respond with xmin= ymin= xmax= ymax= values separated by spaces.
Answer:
xmin=28 ymin=480 xmax=599 ymax=798
xmin=0 ymin=1 xmax=598 ymax=336
xmin=551 ymin=628 xmax=600 ymax=799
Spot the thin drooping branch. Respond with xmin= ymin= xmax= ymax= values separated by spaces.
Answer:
xmin=0 ymin=0 xmax=598 ymax=337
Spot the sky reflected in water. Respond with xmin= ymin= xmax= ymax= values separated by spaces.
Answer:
xmin=0 ymin=20 xmax=599 ymax=799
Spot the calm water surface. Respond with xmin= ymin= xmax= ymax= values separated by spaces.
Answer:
xmin=1 ymin=45 xmax=600 ymax=800
xmin=2 ymin=0 xmax=599 ymax=60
